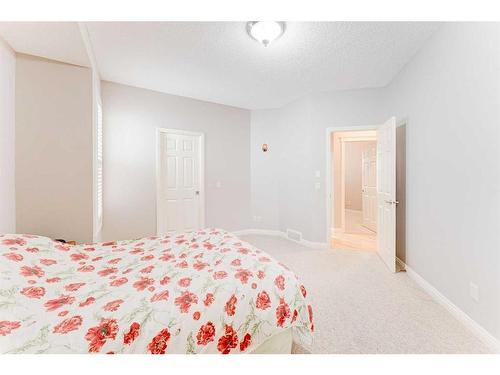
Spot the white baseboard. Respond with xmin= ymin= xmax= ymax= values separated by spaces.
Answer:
xmin=405 ymin=264 xmax=500 ymax=353
xmin=233 ymin=229 xmax=327 ymax=250
xmin=232 ymin=229 xmax=284 ymax=238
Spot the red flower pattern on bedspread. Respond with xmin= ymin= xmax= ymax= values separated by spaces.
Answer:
xmin=85 ymin=318 xmax=118 ymax=353
xmin=234 ymin=268 xmax=253 ymax=284
xmin=103 ymin=299 xmax=124 ymax=312
xmin=239 ymin=333 xmax=252 ymax=352
xmin=133 ymin=277 xmax=154 ymax=291
xmin=53 ymin=315 xmax=83 ymax=334
xmin=20 ymin=265 xmax=44 ymax=278
xmin=3 ymin=252 xmax=23 ymax=262
xmin=174 ymin=290 xmax=198 ymax=313
xmin=197 ymin=322 xmax=216 ymax=346
xmin=44 ymin=295 xmax=75 ymax=311
xmin=276 ymin=298 xmax=291 ymax=327
xmin=224 ymin=294 xmax=237 ymax=316
xmin=256 ymin=291 xmax=271 ymax=310
xmin=124 ymin=322 xmax=140 ymax=345
xmin=203 ymin=293 xmax=215 ymax=307
xmin=0 ymin=230 xmax=313 ymax=354
xmin=0 ymin=321 xmax=21 ymax=336
xmin=274 ymin=275 xmax=285 ymax=290
xmin=217 ymin=324 xmax=238 ymax=354
xmin=148 ymin=328 xmax=171 ymax=354
xmin=21 ymin=286 xmax=45 ymax=299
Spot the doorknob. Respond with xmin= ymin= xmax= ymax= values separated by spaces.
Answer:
xmin=195 ymin=191 xmax=200 ymax=196
xmin=385 ymin=200 xmax=399 ymax=205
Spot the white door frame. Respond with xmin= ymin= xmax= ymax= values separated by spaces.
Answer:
xmin=325 ymin=125 xmax=379 ymax=243
xmin=156 ymin=128 xmax=205 ymax=235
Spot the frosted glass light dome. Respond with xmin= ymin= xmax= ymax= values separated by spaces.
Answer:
xmin=246 ymin=21 xmax=285 ymax=47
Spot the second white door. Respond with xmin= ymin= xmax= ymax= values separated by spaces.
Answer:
xmin=362 ymin=145 xmax=377 ymax=232
xmin=157 ymin=129 xmax=204 ymax=235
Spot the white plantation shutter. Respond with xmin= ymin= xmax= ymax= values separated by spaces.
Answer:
xmin=96 ymin=102 xmax=103 ymax=227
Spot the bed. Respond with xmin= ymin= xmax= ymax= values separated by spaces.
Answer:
xmin=0 ymin=229 xmax=313 ymax=354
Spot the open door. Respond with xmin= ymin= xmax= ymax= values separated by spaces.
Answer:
xmin=377 ymin=117 xmax=397 ymax=272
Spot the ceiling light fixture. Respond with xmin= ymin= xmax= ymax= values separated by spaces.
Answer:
xmin=246 ymin=21 xmax=285 ymax=47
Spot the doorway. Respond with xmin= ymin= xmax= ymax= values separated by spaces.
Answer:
xmin=156 ymin=128 xmax=205 ymax=235
xmin=331 ymin=130 xmax=378 ymax=251
xmin=325 ymin=118 xmax=398 ymax=273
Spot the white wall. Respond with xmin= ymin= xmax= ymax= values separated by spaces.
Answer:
xmin=250 ymin=22 xmax=500 ymax=342
xmin=250 ymin=109 xmax=282 ymax=231
xmin=102 ymin=81 xmax=251 ymax=241
xmin=15 ymin=54 xmax=94 ymax=243
xmin=386 ymin=22 xmax=500 ymax=342
xmin=251 ymin=90 xmax=386 ymax=242
xmin=0 ymin=37 xmax=15 ymax=233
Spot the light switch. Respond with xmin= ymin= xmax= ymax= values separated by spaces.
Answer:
xmin=315 ymin=170 xmax=321 ymax=178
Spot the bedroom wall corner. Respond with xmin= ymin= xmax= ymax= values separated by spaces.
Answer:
xmin=0 ymin=36 xmax=16 ymax=233
xmin=15 ymin=54 xmax=94 ymax=243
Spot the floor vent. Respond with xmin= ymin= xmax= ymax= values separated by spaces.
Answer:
xmin=286 ymin=229 xmax=302 ymax=243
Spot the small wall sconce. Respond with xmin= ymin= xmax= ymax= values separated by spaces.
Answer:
xmin=262 ymin=143 xmax=269 ymax=152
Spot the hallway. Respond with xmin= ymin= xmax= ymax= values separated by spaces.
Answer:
xmin=332 ymin=209 xmax=377 ymax=251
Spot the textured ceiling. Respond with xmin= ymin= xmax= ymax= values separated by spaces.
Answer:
xmin=0 ymin=22 xmax=441 ymax=109
xmin=86 ymin=22 xmax=441 ymax=109
xmin=0 ymin=22 xmax=90 ymax=67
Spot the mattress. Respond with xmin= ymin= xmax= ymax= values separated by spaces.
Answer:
xmin=0 ymin=229 xmax=313 ymax=354
xmin=251 ymin=328 xmax=293 ymax=354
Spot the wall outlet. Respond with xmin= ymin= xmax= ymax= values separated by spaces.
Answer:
xmin=253 ymin=215 xmax=262 ymax=222
xmin=314 ymin=182 xmax=321 ymax=190
xmin=469 ymin=282 xmax=479 ymax=302
xmin=216 ymin=181 xmax=222 ymax=188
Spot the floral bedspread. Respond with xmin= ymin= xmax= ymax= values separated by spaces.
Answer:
xmin=0 ymin=229 xmax=313 ymax=354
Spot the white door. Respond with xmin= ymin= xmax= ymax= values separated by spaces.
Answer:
xmin=157 ymin=130 xmax=204 ymax=235
xmin=377 ymin=117 xmax=397 ymax=272
xmin=362 ymin=145 xmax=377 ymax=232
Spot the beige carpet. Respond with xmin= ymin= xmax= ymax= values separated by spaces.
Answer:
xmin=238 ymin=234 xmax=491 ymax=354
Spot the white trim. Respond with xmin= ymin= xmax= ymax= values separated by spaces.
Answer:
xmin=325 ymin=125 xmax=379 ymax=247
xmin=405 ymin=264 xmax=500 ymax=353
xmin=233 ymin=229 xmax=284 ymax=237
xmin=156 ymin=128 xmax=205 ymax=236
xmin=78 ymin=23 xmax=99 ymax=74
xmin=79 ymin=23 xmax=104 ymax=242
xmin=232 ymin=229 xmax=327 ymax=249
xmin=340 ymin=138 xmax=346 ymax=231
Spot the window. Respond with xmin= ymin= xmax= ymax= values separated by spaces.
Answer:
xmin=96 ymin=101 xmax=103 ymax=230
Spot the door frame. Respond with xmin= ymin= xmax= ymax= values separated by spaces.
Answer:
xmin=156 ymin=128 xmax=205 ymax=235
xmin=325 ymin=125 xmax=379 ymax=244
